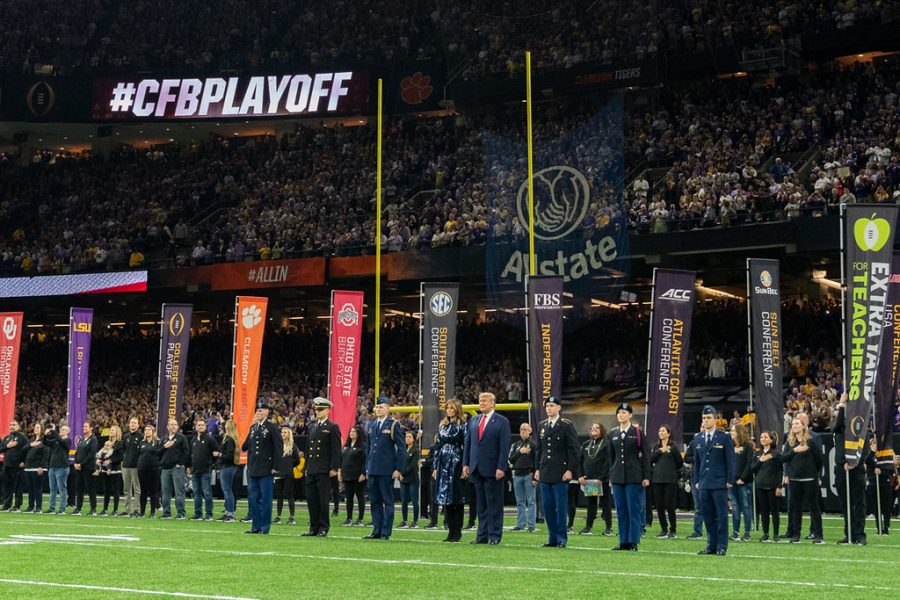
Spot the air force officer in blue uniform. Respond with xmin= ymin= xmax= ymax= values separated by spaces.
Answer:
xmin=692 ymin=405 xmax=736 ymax=555
xmin=364 ymin=396 xmax=406 ymax=540
xmin=463 ymin=392 xmax=511 ymax=545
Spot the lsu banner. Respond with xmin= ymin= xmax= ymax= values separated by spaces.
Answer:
xmin=748 ymin=259 xmax=784 ymax=444
xmin=231 ymin=296 xmax=267 ymax=449
xmin=874 ymin=254 xmax=900 ymax=467
xmin=328 ymin=291 xmax=364 ymax=444
xmin=155 ymin=305 xmax=193 ymax=437
xmin=0 ymin=313 xmax=24 ymax=435
xmin=645 ymin=269 xmax=696 ymax=447
xmin=526 ymin=276 xmax=564 ymax=424
xmin=842 ymin=203 xmax=899 ymax=467
xmin=420 ymin=284 xmax=460 ymax=447
xmin=67 ymin=308 xmax=93 ymax=454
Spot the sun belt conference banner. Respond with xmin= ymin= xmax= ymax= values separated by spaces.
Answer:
xmin=231 ymin=296 xmax=268 ymax=453
xmin=420 ymin=284 xmax=459 ymax=448
xmin=526 ymin=276 xmax=564 ymax=424
xmin=155 ymin=304 xmax=193 ymax=437
xmin=842 ymin=203 xmax=899 ymax=468
xmin=748 ymin=259 xmax=784 ymax=444
xmin=67 ymin=308 xmax=93 ymax=457
xmin=328 ymin=291 xmax=364 ymax=444
xmin=0 ymin=313 xmax=24 ymax=435
xmin=646 ymin=269 xmax=696 ymax=447
xmin=874 ymin=254 xmax=900 ymax=467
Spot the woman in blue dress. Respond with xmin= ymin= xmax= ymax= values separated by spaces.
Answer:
xmin=431 ymin=398 xmax=468 ymax=542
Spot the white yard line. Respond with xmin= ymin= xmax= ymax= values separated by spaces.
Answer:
xmin=0 ymin=579 xmax=257 ymax=600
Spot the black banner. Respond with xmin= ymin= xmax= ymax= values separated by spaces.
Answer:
xmin=526 ymin=276 xmax=564 ymax=424
xmin=419 ymin=283 xmax=459 ymax=447
xmin=875 ymin=254 xmax=900 ymax=467
xmin=842 ymin=203 xmax=900 ymax=467
xmin=645 ymin=269 xmax=696 ymax=447
xmin=748 ymin=259 xmax=784 ymax=444
xmin=155 ymin=304 xmax=192 ymax=436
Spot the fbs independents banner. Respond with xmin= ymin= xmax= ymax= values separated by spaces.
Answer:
xmin=645 ymin=269 xmax=696 ymax=447
xmin=420 ymin=283 xmax=459 ymax=447
xmin=0 ymin=312 xmax=24 ymax=435
xmin=748 ymin=259 xmax=783 ymax=444
xmin=155 ymin=304 xmax=193 ymax=437
xmin=328 ymin=290 xmax=364 ymax=444
xmin=842 ymin=204 xmax=899 ymax=467
xmin=67 ymin=307 xmax=94 ymax=454
xmin=526 ymin=276 xmax=564 ymax=424
xmin=231 ymin=296 xmax=268 ymax=451
xmin=874 ymin=254 xmax=900 ymax=467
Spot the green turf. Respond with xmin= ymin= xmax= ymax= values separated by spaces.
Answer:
xmin=0 ymin=503 xmax=898 ymax=599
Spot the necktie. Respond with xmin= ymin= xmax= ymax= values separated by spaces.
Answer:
xmin=478 ymin=415 xmax=487 ymax=441
xmin=706 ymin=433 xmax=711 ymax=445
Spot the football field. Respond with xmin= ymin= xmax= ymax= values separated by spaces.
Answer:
xmin=0 ymin=505 xmax=897 ymax=599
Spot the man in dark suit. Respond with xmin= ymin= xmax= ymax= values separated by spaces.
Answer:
xmin=364 ymin=396 xmax=406 ymax=541
xmin=302 ymin=397 xmax=342 ymax=538
xmin=463 ymin=392 xmax=511 ymax=545
xmin=241 ymin=398 xmax=283 ymax=534
xmin=535 ymin=397 xmax=580 ymax=548
xmin=692 ymin=405 xmax=736 ymax=555
xmin=607 ymin=403 xmax=650 ymax=551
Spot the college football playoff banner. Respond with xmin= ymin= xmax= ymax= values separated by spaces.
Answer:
xmin=875 ymin=254 xmax=900 ymax=467
xmin=67 ymin=308 xmax=94 ymax=455
xmin=328 ymin=291 xmax=364 ymax=444
xmin=0 ymin=313 xmax=24 ymax=435
xmin=526 ymin=276 xmax=564 ymax=424
xmin=231 ymin=296 xmax=268 ymax=452
xmin=155 ymin=305 xmax=193 ymax=437
xmin=748 ymin=259 xmax=784 ymax=443
xmin=842 ymin=203 xmax=899 ymax=467
xmin=420 ymin=284 xmax=460 ymax=447
xmin=645 ymin=269 xmax=696 ymax=447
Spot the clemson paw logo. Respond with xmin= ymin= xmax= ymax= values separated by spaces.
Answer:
xmin=400 ymin=72 xmax=433 ymax=105
xmin=241 ymin=305 xmax=262 ymax=329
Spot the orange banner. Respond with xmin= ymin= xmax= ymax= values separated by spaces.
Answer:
xmin=0 ymin=313 xmax=24 ymax=435
xmin=231 ymin=296 xmax=268 ymax=456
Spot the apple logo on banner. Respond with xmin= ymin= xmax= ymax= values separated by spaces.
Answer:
xmin=241 ymin=305 xmax=262 ymax=329
xmin=854 ymin=214 xmax=891 ymax=252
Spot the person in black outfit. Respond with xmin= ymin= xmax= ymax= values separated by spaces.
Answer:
xmin=137 ymin=425 xmax=161 ymax=518
xmin=0 ymin=420 xmax=29 ymax=512
xmin=187 ymin=419 xmax=220 ymax=521
xmin=398 ymin=430 xmax=420 ymax=528
xmin=865 ymin=437 xmax=893 ymax=536
xmin=509 ymin=422 xmax=537 ymax=533
xmin=217 ymin=420 xmax=240 ymax=522
xmin=431 ymin=399 xmax=467 ymax=542
xmin=607 ymin=403 xmax=651 ymax=551
xmin=751 ymin=430 xmax=783 ymax=542
xmin=781 ymin=417 xmax=824 ymax=544
xmin=729 ymin=423 xmax=754 ymax=541
xmin=535 ymin=396 xmax=582 ymax=549
xmin=578 ymin=422 xmax=612 ymax=536
xmin=832 ymin=394 xmax=868 ymax=545
xmin=23 ymin=423 xmax=50 ymax=513
xmin=158 ymin=418 xmax=189 ymax=520
xmin=122 ymin=417 xmax=143 ymax=517
xmin=98 ymin=426 xmax=124 ymax=516
xmin=650 ymin=425 xmax=684 ymax=539
xmin=73 ymin=421 xmax=99 ymax=515
xmin=301 ymin=397 xmax=341 ymax=537
xmin=339 ymin=425 xmax=367 ymax=526
xmin=43 ymin=424 xmax=71 ymax=514
xmin=274 ymin=425 xmax=301 ymax=525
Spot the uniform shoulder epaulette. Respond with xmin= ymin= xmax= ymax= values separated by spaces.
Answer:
xmin=561 ymin=418 xmax=573 ymax=424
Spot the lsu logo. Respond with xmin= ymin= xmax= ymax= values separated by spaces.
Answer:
xmin=73 ymin=322 xmax=92 ymax=333
xmin=429 ymin=292 xmax=453 ymax=317
xmin=659 ymin=288 xmax=691 ymax=302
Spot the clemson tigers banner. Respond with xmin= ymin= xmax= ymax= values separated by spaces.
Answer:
xmin=0 ymin=313 xmax=24 ymax=435
xmin=231 ymin=296 xmax=268 ymax=454
xmin=328 ymin=290 xmax=364 ymax=443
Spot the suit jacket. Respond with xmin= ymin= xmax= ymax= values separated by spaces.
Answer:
xmin=242 ymin=420 xmax=283 ymax=478
xmin=462 ymin=411 xmax=511 ymax=478
xmin=606 ymin=425 xmax=650 ymax=485
xmin=535 ymin=417 xmax=580 ymax=484
xmin=365 ymin=416 xmax=406 ymax=477
xmin=690 ymin=429 xmax=736 ymax=490
xmin=305 ymin=418 xmax=342 ymax=475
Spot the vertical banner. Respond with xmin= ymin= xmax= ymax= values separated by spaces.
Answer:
xmin=874 ymin=254 xmax=900 ymax=467
xmin=419 ymin=283 xmax=460 ymax=446
xmin=327 ymin=291 xmax=364 ymax=444
xmin=67 ymin=308 xmax=94 ymax=454
xmin=231 ymin=296 xmax=268 ymax=450
xmin=0 ymin=313 xmax=24 ymax=435
xmin=645 ymin=269 xmax=696 ymax=447
xmin=748 ymin=259 xmax=784 ymax=444
xmin=526 ymin=276 xmax=564 ymax=424
xmin=842 ymin=203 xmax=899 ymax=467
xmin=155 ymin=304 xmax=193 ymax=437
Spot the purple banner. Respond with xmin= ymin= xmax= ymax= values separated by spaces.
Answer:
xmin=645 ymin=269 xmax=696 ymax=447
xmin=155 ymin=304 xmax=193 ymax=437
xmin=66 ymin=307 xmax=93 ymax=457
xmin=874 ymin=255 xmax=900 ymax=467
xmin=526 ymin=276 xmax=564 ymax=424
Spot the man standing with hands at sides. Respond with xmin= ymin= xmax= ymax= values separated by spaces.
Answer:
xmin=508 ymin=422 xmax=537 ymax=533
xmin=364 ymin=396 xmax=406 ymax=541
xmin=607 ymin=404 xmax=649 ymax=551
xmin=693 ymin=405 xmax=736 ymax=555
xmin=535 ymin=397 xmax=580 ymax=548
xmin=158 ymin=418 xmax=188 ymax=520
xmin=302 ymin=397 xmax=341 ymax=538
xmin=73 ymin=421 xmax=99 ymax=516
xmin=122 ymin=417 xmax=142 ymax=517
xmin=242 ymin=398 xmax=282 ymax=534
xmin=463 ymin=392 xmax=511 ymax=545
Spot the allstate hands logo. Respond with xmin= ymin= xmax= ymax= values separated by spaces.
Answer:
xmin=854 ymin=213 xmax=891 ymax=252
xmin=241 ymin=305 xmax=262 ymax=329
xmin=516 ymin=166 xmax=590 ymax=241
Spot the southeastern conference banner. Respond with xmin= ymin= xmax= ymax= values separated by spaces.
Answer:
xmin=67 ymin=308 xmax=94 ymax=454
xmin=842 ymin=203 xmax=899 ymax=467
xmin=874 ymin=254 xmax=900 ymax=467
xmin=155 ymin=304 xmax=193 ymax=437
xmin=327 ymin=291 xmax=364 ymax=444
xmin=645 ymin=269 xmax=696 ymax=447
xmin=748 ymin=259 xmax=784 ymax=444
xmin=526 ymin=276 xmax=564 ymax=424
xmin=420 ymin=284 xmax=459 ymax=447
xmin=0 ymin=313 xmax=24 ymax=435
xmin=231 ymin=296 xmax=268 ymax=450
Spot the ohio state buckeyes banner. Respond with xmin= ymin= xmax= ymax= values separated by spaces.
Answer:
xmin=526 ymin=276 xmax=564 ymax=424
xmin=420 ymin=283 xmax=459 ymax=447
xmin=0 ymin=313 xmax=24 ymax=435
xmin=328 ymin=291 xmax=364 ymax=443
xmin=749 ymin=259 xmax=784 ymax=444
xmin=155 ymin=304 xmax=193 ymax=437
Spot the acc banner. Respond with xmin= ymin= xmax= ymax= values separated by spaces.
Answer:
xmin=155 ymin=305 xmax=193 ymax=437
xmin=67 ymin=308 xmax=93 ymax=454
xmin=420 ymin=284 xmax=460 ymax=447
xmin=875 ymin=254 xmax=900 ymax=467
xmin=231 ymin=296 xmax=268 ymax=450
xmin=0 ymin=313 xmax=24 ymax=434
xmin=645 ymin=269 xmax=696 ymax=447
xmin=842 ymin=203 xmax=899 ymax=467
xmin=328 ymin=291 xmax=364 ymax=444
xmin=526 ymin=276 xmax=564 ymax=424
xmin=748 ymin=259 xmax=784 ymax=444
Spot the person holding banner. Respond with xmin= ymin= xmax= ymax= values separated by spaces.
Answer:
xmin=364 ymin=396 xmax=406 ymax=541
xmin=242 ymin=399 xmax=282 ymax=534
xmin=0 ymin=421 xmax=28 ymax=512
xmin=693 ymin=406 xmax=736 ymax=556
xmin=781 ymin=417 xmax=824 ymax=544
xmin=432 ymin=399 xmax=467 ymax=543
xmin=72 ymin=421 xmax=99 ymax=516
xmin=535 ymin=396 xmax=580 ymax=548
xmin=302 ymin=397 xmax=341 ymax=538
xmin=578 ymin=422 xmax=612 ymax=536
xmin=865 ymin=439 xmax=893 ymax=535
xmin=751 ymin=431 xmax=783 ymax=542
xmin=43 ymin=425 xmax=71 ymax=514
xmin=832 ymin=393 xmax=869 ymax=544
xmin=607 ymin=403 xmax=650 ymax=551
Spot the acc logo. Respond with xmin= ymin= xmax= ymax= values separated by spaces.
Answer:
xmin=659 ymin=288 xmax=691 ymax=302
xmin=2 ymin=317 xmax=17 ymax=341
xmin=241 ymin=305 xmax=262 ymax=329
xmin=168 ymin=312 xmax=187 ymax=336
xmin=516 ymin=166 xmax=590 ymax=241
xmin=337 ymin=303 xmax=359 ymax=327
xmin=429 ymin=292 xmax=453 ymax=317
xmin=26 ymin=81 xmax=56 ymax=117
xmin=72 ymin=322 xmax=92 ymax=333
xmin=759 ymin=271 xmax=772 ymax=288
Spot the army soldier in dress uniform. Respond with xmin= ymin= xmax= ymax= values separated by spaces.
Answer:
xmin=534 ymin=397 xmax=580 ymax=548
xmin=607 ymin=403 xmax=650 ymax=551
xmin=302 ymin=397 xmax=342 ymax=538
xmin=364 ymin=396 xmax=406 ymax=541
xmin=241 ymin=398 xmax=282 ymax=534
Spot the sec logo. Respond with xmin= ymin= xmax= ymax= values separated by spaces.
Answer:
xmin=429 ymin=292 xmax=453 ymax=317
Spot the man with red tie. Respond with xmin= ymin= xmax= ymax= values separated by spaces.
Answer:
xmin=462 ymin=392 xmax=511 ymax=545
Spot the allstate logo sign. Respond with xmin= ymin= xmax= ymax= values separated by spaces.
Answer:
xmin=516 ymin=166 xmax=590 ymax=241
xmin=429 ymin=292 xmax=453 ymax=317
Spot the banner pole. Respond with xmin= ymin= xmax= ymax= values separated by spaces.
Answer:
xmin=643 ymin=268 xmax=658 ymax=432
xmin=839 ymin=203 xmax=851 ymax=544
xmin=746 ymin=261 xmax=758 ymax=530
xmin=374 ymin=78 xmax=383 ymax=398
xmin=417 ymin=282 xmax=425 ymax=447
xmin=524 ymin=276 xmax=533 ymax=427
xmin=525 ymin=50 xmax=536 ymax=277
xmin=155 ymin=304 xmax=166 ymax=437
xmin=326 ymin=291 xmax=335 ymax=401
xmin=873 ymin=403 xmax=883 ymax=535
